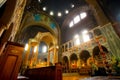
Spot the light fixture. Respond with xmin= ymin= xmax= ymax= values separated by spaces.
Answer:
xmin=43 ymin=7 xmax=46 ymax=11
xmin=74 ymin=15 xmax=80 ymax=24
xmin=38 ymin=0 xmax=41 ymax=3
xmin=71 ymin=4 xmax=74 ymax=8
xmin=58 ymin=12 xmax=62 ymax=17
xmin=65 ymin=10 xmax=69 ymax=14
xmin=50 ymin=11 xmax=54 ymax=16
xmin=56 ymin=46 xmax=59 ymax=49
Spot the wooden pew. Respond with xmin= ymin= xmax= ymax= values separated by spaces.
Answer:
xmin=24 ymin=65 xmax=62 ymax=80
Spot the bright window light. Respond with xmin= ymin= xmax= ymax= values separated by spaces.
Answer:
xmin=74 ymin=34 xmax=79 ymax=39
xmin=80 ymin=12 xmax=87 ymax=19
xmin=73 ymin=15 xmax=80 ymax=24
xmin=42 ymin=46 xmax=47 ymax=53
xmin=50 ymin=11 xmax=54 ymax=16
xmin=75 ymin=38 xmax=80 ymax=45
xmin=34 ymin=46 xmax=37 ymax=53
xmin=82 ymin=30 xmax=90 ymax=42
xmin=25 ymin=44 xmax=28 ymax=51
xmin=65 ymin=10 xmax=69 ymax=14
xmin=69 ymin=21 xmax=74 ymax=28
xmin=58 ymin=12 xmax=62 ymax=17
xmin=74 ymin=34 xmax=80 ymax=45
xmin=83 ymin=34 xmax=90 ymax=42
xmin=82 ymin=30 xmax=88 ymax=34
xmin=43 ymin=7 xmax=46 ymax=11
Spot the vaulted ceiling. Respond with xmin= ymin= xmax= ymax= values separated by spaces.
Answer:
xmin=16 ymin=0 xmax=120 ymax=43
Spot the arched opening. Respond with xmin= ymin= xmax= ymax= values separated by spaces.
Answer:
xmin=79 ymin=50 xmax=91 ymax=66
xmin=17 ymin=25 xmax=49 ymax=44
xmin=93 ymin=45 xmax=108 ymax=58
xmin=70 ymin=53 xmax=78 ymax=69
xmin=37 ymin=41 xmax=48 ymax=67
xmin=62 ymin=56 xmax=69 ymax=70
xmin=93 ymin=45 xmax=109 ymax=65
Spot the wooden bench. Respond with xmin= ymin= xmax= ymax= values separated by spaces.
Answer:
xmin=24 ymin=65 xmax=62 ymax=80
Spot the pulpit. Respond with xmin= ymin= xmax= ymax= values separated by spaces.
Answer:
xmin=0 ymin=42 xmax=24 ymax=80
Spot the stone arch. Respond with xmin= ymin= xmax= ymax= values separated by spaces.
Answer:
xmin=62 ymin=56 xmax=69 ymax=69
xmin=79 ymin=50 xmax=91 ymax=66
xmin=93 ymin=45 xmax=108 ymax=58
xmin=24 ymin=31 xmax=58 ymax=68
xmin=70 ymin=53 xmax=78 ymax=68
xmin=70 ymin=53 xmax=78 ymax=61
xmin=16 ymin=12 xmax=60 ymax=45
xmin=19 ymin=12 xmax=60 ymax=38
xmin=35 ymin=32 xmax=57 ymax=47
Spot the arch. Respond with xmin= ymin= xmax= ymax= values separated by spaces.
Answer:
xmin=93 ymin=45 xmax=108 ymax=57
xmin=35 ymin=32 xmax=57 ymax=47
xmin=62 ymin=56 xmax=69 ymax=69
xmin=70 ymin=53 xmax=78 ymax=61
xmin=79 ymin=50 xmax=91 ymax=63
xmin=17 ymin=25 xmax=50 ymax=44
xmin=16 ymin=12 xmax=60 ymax=46
xmin=70 ymin=53 xmax=78 ymax=69
xmin=19 ymin=12 xmax=60 ymax=39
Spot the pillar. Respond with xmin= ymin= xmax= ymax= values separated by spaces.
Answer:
xmin=47 ymin=50 xmax=50 ymax=66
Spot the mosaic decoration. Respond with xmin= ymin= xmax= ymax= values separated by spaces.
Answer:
xmin=25 ymin=13 xmax=59 ymax=36
xmin=50 ymin=22 xmax=56 ymax=29
xmin=33 ymin=14 xmax=41 ymax=21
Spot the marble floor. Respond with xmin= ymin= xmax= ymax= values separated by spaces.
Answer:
xmin=63 ymin=73 xmax=120 ymax=80
xmin=63 ymin=73 xmax=90 ymax=80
